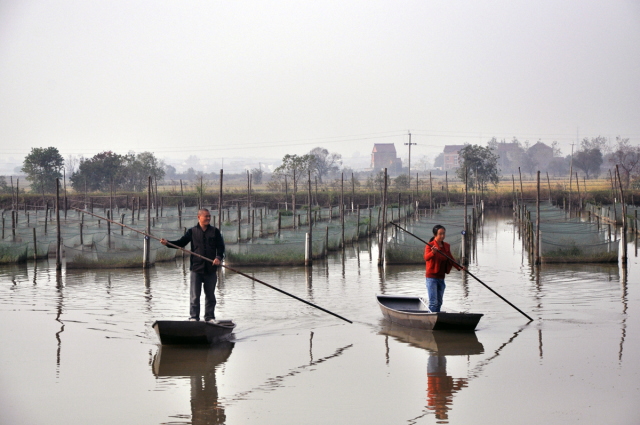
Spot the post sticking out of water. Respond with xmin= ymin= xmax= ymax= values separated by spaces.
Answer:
xmin=218 ymin=169 xmax=224 ymax=229
xmin=445 ymin=171 xmax=449 ymax=204
xmin=307 ymin=170 xmax=312 ymax=266
xmin=616 ymin=165 xmax=627 ymax=264
xmin=305 ymin=233 xmax=311 ymax=266
xmin=429 ymin=171 xmax=433 ymax=215
xmin=56 ymin=178 xmax=62 ymax=271
xmin=535 ymin=171 xmax=541 ymax=265
xmin=341 ymin=173 xmax=345 ymax=248
xmin=143 ymin=176 xmax=151 ymax=268
xmin=33 ymin=228 xmax=37 ymax=260
xmin=377 ymin=168 xmax=388 ymax=267
xmin=462 ymin=167 xmax=468 ymax=266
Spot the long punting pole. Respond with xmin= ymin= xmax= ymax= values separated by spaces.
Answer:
xmin=389 ymin=221 xmax=534 ymax=322
xmin=70 ymin=207 xmax=352 ymax=324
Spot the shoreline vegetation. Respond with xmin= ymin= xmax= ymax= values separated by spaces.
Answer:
xmin=0 ymin=177 xmax=634 ymax=210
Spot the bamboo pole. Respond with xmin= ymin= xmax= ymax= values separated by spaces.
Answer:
xmin=341 ymin=173 xmax=345 ymax=248
xmin=429 ymin=171 xmax=433 ymax=214
xmin=33 ymin=227 xmax=37 ymax=260
xmin=616 ymin=165 xmax=627 ymax=264
xmin=306 ymin=169 xmax=313 ymax=266
xmin=535 ymin=171 xmax=541 ymax=265
xmin=377 ymin=168 xmax=388 ymax=266
xmin=56 ymin=178 xmax=61 ymax=270
xmin=143 ymin=176 xmax=151 ymax=268
xmin=218 ymin=169 xmax=223 ymax=229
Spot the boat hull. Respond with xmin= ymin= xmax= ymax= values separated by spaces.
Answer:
xmin=377 ymin=295 xmax=482 ymax=331
xmin=152 ymin=320 xmax=235 ymax=345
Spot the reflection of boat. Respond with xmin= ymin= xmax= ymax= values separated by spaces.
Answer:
xmin=152 ymin=320 xmax=236 ymax=345
xmin=377 ymin=294 xmax=483 ymax=331
xmin=152 ymin=342 xmax=234 ymax=376
xmin=152 ymin=342 xmax=234 ymax=425
xmin=379 ymin=321 xmax=484 ymax=355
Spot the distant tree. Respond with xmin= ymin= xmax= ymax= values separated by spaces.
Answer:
xmin=548 ymin=156 xmax=570 ymax=177
xmin=373 ymin=170 xmax=391 ymax=197
xmin=66 ymin=155 xmax=80 ymax=176
xmin=164 ymin=164 xmax=177 ymax=180
xmin=273 ymin=154 xmax=313 ymax=194
xmin=70 ymin=151 xmax=123 ymax=192
xmin=609 ymin=136 xmax=640 ymax=187
xmin=520 ymin=150 xmax=537 ymax=178
xmin=308 ymin=147 xmax=342 ymax=183
xmin=573 ymin=137 xmax=604 ymax=179
xmin=394 ymin=174 xmax=410 ymax=190
xmin=0 ymin=176 xmax=10 ymax=194
xmin=415 ymin=155 xmax=432 ymax=171
xmin=118 ymin=151 xmax=165 ymax=191
xmin=22 ymin=147 xmax=64 ymax=194
xmin=551 ymin=141 xmax=562 ymax=157
xmin=456 ymin=144 xmax=500 ymax=188
xmin=251 ymin=167 xmax=263 ymax=184
xmin=433 ymin=153 xmax=444 ymax=169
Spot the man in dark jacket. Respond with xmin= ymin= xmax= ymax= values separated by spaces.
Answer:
xmin=161 ymin=209 xmax=225 ymax=322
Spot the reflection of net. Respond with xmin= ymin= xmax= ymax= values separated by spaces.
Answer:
xmin=527 ymin=202 xmax=619 ymax=263
xmin=385 ymin=205 xmax=467 ymax=264
xmin=1 ymin=204 xmax=413 ymax=267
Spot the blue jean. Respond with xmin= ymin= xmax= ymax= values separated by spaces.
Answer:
xmin=426 ymin=278 xmax=446 ymax=312
xmin=190 ymin=271 xmax=218 ymax=321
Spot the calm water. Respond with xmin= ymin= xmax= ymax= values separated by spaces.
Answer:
xmin=1 ymin=210 xmax=639 ymax=424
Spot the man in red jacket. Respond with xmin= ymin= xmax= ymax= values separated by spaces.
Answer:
xmin=424 ymin=225 xmax=464 ymax=312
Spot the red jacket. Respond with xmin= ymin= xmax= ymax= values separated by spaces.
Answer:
xmin=424 ymin=240 xmax=461 ymax=278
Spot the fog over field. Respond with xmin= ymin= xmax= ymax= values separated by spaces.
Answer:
xmin=1 ymin=1 xmax=639 ymax=174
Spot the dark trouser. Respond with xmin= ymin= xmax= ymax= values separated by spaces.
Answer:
xmin=190 ymin=271 xmax=217 ymax=321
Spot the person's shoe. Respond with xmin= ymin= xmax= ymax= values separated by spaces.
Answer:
xmin=189 ymin=318 xmax=198 ymax=321
xmin=206 ymin=318 xmax=217 ymax=324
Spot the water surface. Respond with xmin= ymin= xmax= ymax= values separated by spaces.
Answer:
xmin=1 ymin=210 xmax=638 ymax=424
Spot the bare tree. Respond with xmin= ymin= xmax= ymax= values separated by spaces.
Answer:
xmin=308 ymin=147 xmax=341 ymax=183
xmin=609 ymin=137 xmax=640 ymax=187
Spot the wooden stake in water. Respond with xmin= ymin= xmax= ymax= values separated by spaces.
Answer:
xmin=307 ymin=170 xmax=313 ymax=266
xmin=218 ymin=169 xmax=223 ymax=229
xmin=143 ymin=176 xmax=151 ymax=268
xmin=616 ymin=165 xmax=627 ymax=264
xmin=377 ymin=168 xmax=388 ymax=266
xmin=56 ymin=178 xmax=61 ymax=271
xmin=535 ymin=171 xmax=541 ymax=265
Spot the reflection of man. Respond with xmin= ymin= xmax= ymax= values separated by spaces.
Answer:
xmin=426 ymin=355 xmax=468 ymax=421
xmin=161 ymin=209 xmax=225 ymax=322
xmin=191 ymin=372 xmax=226 ymax=424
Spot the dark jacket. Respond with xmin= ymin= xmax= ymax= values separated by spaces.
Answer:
xmin=168 ymin=224 xmax=225 ymax=273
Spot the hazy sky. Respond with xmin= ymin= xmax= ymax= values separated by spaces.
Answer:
xmin=1 ymin=1 xmax=639 ymax=171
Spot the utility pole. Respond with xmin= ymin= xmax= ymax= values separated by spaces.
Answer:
xmin=404 ymin=131 xmax=417 ymax=185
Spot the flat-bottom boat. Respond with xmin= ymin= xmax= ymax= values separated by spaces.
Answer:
xmin=152 ymin=320 xmax=236 ymax=345
xmin=377 ymin=294 xmax=482 ymax=331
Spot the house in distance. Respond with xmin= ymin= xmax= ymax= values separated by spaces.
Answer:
xmin=443 ymin=145 xmax=465 ymax=170
xmin=371 ymin=143 xmax=402 ymax=173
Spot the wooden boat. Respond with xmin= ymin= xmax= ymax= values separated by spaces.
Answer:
xmin=377 ymin=294 xmax=483 ymax=331
xmin=152 ymin=320 xmax=236 ymax=345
